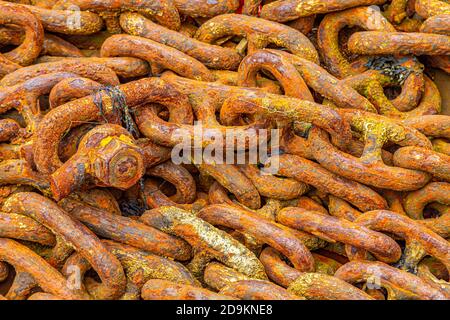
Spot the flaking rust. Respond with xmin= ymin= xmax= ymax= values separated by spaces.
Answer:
xmin=0 ymin=0 xmax=449 ymax=301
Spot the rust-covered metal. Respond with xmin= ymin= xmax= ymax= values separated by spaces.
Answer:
xmin=195 ymin=14 xmax=319 ymax=63
xmin=141 ymin=279 xmax=235 ymax=300
xmin=140 ymin=206 xmax=267 ymax=279
xmin=335 ymin=260 xmax=448 ymax=300
xmin=119 ymin=13 xmax=241 ymax=70
xmin=260 ymin=0 xmax=386 ymax=22
xmin=52 ymin=0 xmax=181 ymax=31
xmin=2 ymin=192 xmax=127 ymax=299
xmin=199 ymin=204 xmax=316 ymax=272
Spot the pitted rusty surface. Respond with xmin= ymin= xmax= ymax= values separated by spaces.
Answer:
xmin=2 ymin=192 xmax=127 ymax=299
xmin=17 ymin=3 xmax=104 ymax=35
xmin=348 ymin=31 xmax=450 ymax=56
xmin=59 ymin=197 xmax=192 ymax=261
xmin=220 ymin=279 xmax=303 ymax=299
xmin=199 ymin=204 xmax=316 ymax=272
xmin=174 ymin=0 xmax=240 ymax=18
xmin=0 ymin=0 xmax=449 ymax=301
xmin=335 ymin=260 xmax=449 ymax=300
xmin=277 ymin=207 xmax=402 ymax=263
xmin=349 ymin=210 xmax=450 ymax=273
xmin=100 ymin=34 xmax=214 ymax=81
xmin=120 ymin=12 xmax=241 ymax=70
xmin=140 ymin=206 xmax=267 ymax=279
xmin=0 ymin=1 xmax=44 ymax=66
xmin=317 ymin=6 xmax=396 ymax=78
xmin=260 ymin=0 xmax=387 ymax=22
xmin=420 ymin=15 xmax=450 ymax=36
xmin=141 ymin=279 xmax=236 ymax=300
xmin=195 ymin=14 xmax=319 ymax=63
xmin=52 ymin=0 xmax=181 ymax=31
xmin=415 ymin=0 xmax=450 ymax=19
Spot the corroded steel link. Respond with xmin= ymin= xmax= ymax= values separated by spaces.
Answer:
xmin=402 ymin=115 xmax=450 ymax=139
xmin=135 ymin=89 xmax=269 ymax=150
xmin=0 ymin=72 xmax=96 ymax=134
xmin=140 ymin=206 xmax=267 ymax=279
xmin=381 ymin=190 xmax=407 ymax=215
xmin=119 ymin=13 xmax=241 ymax=70
xmin=0 ymin=238 xmax=89 ymax=299
xmin=52 ymin=0 xmax=181 ymax=31
xmin=328 ymin=195 xmax=362 ymax=221
xmin=59 ymin=197 xmax=192 ymax=261
xmin=335 ymin=260 xmax=448 ymax=300
xmin=237 ymin=49 xmax=313 ymax=100
xmin=393 ymin=146 xmax=450 ymax=182
xmin=403 ymin=182 xmax=450 ymax=219
xmin=57 ymin=124 xmax=95 ymax=162
xmin=203 ymin=262 xmax=253 ymax=291
xmin=41 ymin=34 xmax=84 ymax=57
xmin=197 ymin=164 xmax=261 ymax=210
xmin=384 ymin=0 xmax=409 ymax=24
xmin=0 ymin=119 xmax=21 ymax=142
xmin=173 ymin=0 xmax=239 ymax=18
xmin=161 ymin=71 xmax=281 ymax=110
xmin=49 ymin=124 xmax=145 ymax=201
xmin=268 ymin=154 xmax=388 ymax=211
xmin=2 ymin=192 xmax=126 ymax=299
xmin=146 ymin=161 xmax=196 ymax=204
xmin=0 ymin=60 xmax=119 ymax=87
xmin=350 ymin=210 xmax=450 ymax=273
xmin=415 ymin=0 xmax=450 ymax=19
xmin=101 ymin=34 xmax=213 ymax=81
xmin=347 ymin=31 xmax=450 ymax=56
xmin=237 ymin=49 xmax=376 ymax=111
xmin=202 ymin=196 xmax=328 ymax=253
xmin=219 ymin=280 xmax=303 ymax=300
xmin=17 ymin=3 xmax=104 ymax=35
xmin=35 ymin=56 xmax=151 ymax=79
xmin=260 ymin=0 xmax=387 ymax=22
xmin=420 ymin=204 xmax=450 ymax=239
xmin=141 ymin=279 xmax=235 ymax=300
xmin=220 ymin=93 xmax=352 ymax=144
xmin=0 ymin=159 xmax=49 ymax=190
xmin=0 ymin=211 xmax=55 ymax=245
xmin=336 ymin=73 xmax=440 ymax=118
xmin=199 ymin=204 xmax=316 ymax=272
xmin=239 ymin=164 xmax=308 ymax=200
xmin=0 ymin=1 xmax=43 ymax=66
xmin=417 ymin=258 xmax=450 ymax=295
xmin=433 ymin=139 xmax=450 ymax=155
xmin=309 ymin=125 xmax=431 ymax=191
xmin=420 ymin=14 xmax=450 ymax=36
xmin=317 ymin=6 xmax=396 ymax=78
xmin=33 ymin=77 xmax=191 ymax=174
xmin=0 ymin=261 xmax=7 ymax=282
xmin=0 ymin=55 xmax=20 ymax=78
xmin=137 ymin=139 xmax=172 ymax=168
xmin=195 ymin=14 xmax=319 ymax=63
xmin=5 ymin=268 xmax=40 ymax=300
xmin=242 ymin=0 xmax=261 ymax=16
xmin=73 ymin=189 xmax=121 ymax=215
xmin=277 ymin=207 xmax=402 ymax=263
xmin=296 ymin=197 xmax=328 ymax=215
xmin=259 ymin=247 xmax=373 ymax=299
xmin=49 ymin=77 xmax=101 ymax=108
xmin=27 ymin=293 xmax=62 ymax=300
xmin=288 ymin=273 xmax=375 ymax=300
xmin=63 ymin=240 xmax=198 ymax=289
xmin=142 ymin=178 xmax=180 ymax=208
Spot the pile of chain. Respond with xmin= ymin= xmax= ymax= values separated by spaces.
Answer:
xmin=0 ymin=0 xmax=449 ymax=300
